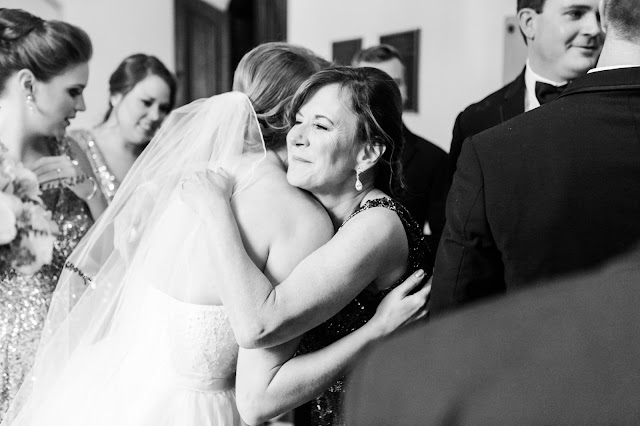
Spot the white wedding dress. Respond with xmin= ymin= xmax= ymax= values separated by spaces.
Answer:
xmin=21 ymin=295 xmax=243 ymax=426
xmin=2 ymin=93 xmax=262 ymax=426
xmin=10 ymin=196 xmax=245 ymax=426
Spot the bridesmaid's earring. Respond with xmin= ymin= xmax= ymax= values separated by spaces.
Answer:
xmin=26 ymin=95 xmax=35 ymax=112
xmin=355 ymin=166 xmax=363 ymax=191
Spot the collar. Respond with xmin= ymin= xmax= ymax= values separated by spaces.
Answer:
xmin=524 ymin=60 xmax=569 ymax=111
xmin=588 ymin=64 xmax=640 ymax=73
xmin=561 ymin=66 xmax=640 ymax=98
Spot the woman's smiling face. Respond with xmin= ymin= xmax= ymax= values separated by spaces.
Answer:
xmin=286 ymin=83 xmax=360 ymax=194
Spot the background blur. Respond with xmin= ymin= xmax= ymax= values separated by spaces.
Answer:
xmin=3 ymin=0 xmax=526 ymax=152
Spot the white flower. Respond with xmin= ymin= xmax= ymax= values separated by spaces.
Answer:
xmin=10 ymin=201 xmax=57 ymax=275
xmin=0 ymin=192 xmax=17 ymax=244
xmin=12 ymin=164 xmax=41 ymax=201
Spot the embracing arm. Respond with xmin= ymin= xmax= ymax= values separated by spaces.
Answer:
xmin=205 ymin=187 xmax=408 ymax=348
xmin=236 ymin=271 xmax=430 ymax=425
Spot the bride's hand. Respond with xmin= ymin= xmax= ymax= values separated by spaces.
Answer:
xmin=368 ymin=270 xmax=431 ymax=339
xmin=180 ymin=168 xmax=233 ymax=201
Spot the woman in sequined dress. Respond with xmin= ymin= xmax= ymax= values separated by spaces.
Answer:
xmin=193 ymin=66 xmax=433 ymax=426
xmin=0 ymin=9 xmax=94 ymax=419
xmin=67 ymin=53 xmax=176 ymax=214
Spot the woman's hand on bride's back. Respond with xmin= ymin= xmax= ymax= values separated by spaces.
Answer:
xmin=180 ymin=168 xmax=233 ymax=202
xmin=368 ymin=270 xmax=431 ymax=339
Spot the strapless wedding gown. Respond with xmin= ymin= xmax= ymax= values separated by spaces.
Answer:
xmin=14 ymin=288 xmax=244 ymax=426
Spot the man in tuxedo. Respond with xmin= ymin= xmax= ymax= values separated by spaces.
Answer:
xmin=352 ymin=45 xmax=448 ymax=246
xmin=446 ymin=0 xmax=604 ymax=188
xmin=432 ymin=0 xmax=640 ymax=313
xmin=347 ymin=243 xmax=640 ymax=425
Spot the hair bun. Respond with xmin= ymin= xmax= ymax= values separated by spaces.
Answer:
xmin=0 ymin=8 xmax=45 ymax=47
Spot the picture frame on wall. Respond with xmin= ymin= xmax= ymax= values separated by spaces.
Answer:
xmin=380 ymin=29 xmax=420 ymax=112
xmin=332 ymin=38 xmax=362 ymax=66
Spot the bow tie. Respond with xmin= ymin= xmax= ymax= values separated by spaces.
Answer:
xmin=535 ymin=81 xmax=568 ymax=105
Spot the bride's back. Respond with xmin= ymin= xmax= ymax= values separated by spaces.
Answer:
xmin=232 ymin=150 xmax=333 ymax=287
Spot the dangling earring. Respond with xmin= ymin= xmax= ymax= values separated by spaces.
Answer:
xmin=26 ymin=95 xmax=35 ymax=112
xmin=355 ymin=166 xmax=363 ymax=191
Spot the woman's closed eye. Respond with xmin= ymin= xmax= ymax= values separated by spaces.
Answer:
xmin=68 ymin=88 xmax=83 ymax=98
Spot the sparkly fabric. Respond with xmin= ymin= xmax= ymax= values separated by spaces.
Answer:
xmin=0 ymin=139 xmax=94 ymax=419
xmin=67 ymin=129 xmax=120 ymax=204
xmin=296 ymin=197 xmax=433 ymax=426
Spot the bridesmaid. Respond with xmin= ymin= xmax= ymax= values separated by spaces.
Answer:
xmin=67 ymin=53 xmax=176 ymax=214
xmin=0 ymin=8 xmax=94 ymax=419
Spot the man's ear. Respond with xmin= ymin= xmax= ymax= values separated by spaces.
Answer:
xmin=356 ymin=141 xmax=386 ymax=172
xmin=598 ymin=0 xmax=608 ymax=34
xmin=518 ymin=8 xmax=538 ymax=42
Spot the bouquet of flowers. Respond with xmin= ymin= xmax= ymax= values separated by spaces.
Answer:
xmin=0 ymin=147 xmax=57 ymax=275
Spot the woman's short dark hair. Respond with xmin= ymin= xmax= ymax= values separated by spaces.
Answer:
xmin=233 ymin=42 xmax=330 ymax=150
xmin=104 ymin=53 xmax=177 ymax=121
xmin=0 ymin=8 xmax=93 ymax=93
xmin=288 ymin=66 xmax=405 ymax=196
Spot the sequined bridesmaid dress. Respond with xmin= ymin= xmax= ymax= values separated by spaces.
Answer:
xmin=0 ymin=139 xmax=94 ymax=419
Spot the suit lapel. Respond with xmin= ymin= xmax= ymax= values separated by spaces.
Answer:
xmin=499 ymin=70 xmax=526 ymax=123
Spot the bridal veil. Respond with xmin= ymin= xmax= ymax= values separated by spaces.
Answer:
xmin=3 ymin=92 xmax=265 ymax=425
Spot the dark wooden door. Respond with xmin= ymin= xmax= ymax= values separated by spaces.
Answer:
xmin=174 ymin=0 xmax=231 ymax=106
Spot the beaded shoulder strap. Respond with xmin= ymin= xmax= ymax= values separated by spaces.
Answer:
xmin=68 ymin=129 xmax=120 ymax=204
xmin=338 ymin=197 xmax=404 ymax=231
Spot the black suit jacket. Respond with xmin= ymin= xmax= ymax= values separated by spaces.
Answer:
xmin=432 ymin=67 xmax=640 ymax=313
xmin=346 ymin=246 xmax=640 ymax=425
xmin=399 ymin=125 xmax=448 ymax=246
xmin=446 ymin=71 xmax=525 ymax=190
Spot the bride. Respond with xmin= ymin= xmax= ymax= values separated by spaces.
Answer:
xmin=2 ymin=45 xmax=428 ymax=426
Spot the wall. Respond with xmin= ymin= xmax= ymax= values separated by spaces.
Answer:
xmin=288 ymin=0 xmax=518 ymax=151
xmin=8 ymin=0 xmax=522 ymax=149
xmin=5 ymin=0 xmax=175 ymax=129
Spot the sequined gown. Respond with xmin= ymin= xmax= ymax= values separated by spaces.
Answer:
xmin=296 ymin=198 xmax=432 ymax=426
xmin=67 ymin=129 xmax=120 ymax=204
xmin=0 ymin=139 xmax=94 ymax=419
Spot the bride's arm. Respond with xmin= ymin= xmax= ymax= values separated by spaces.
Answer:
xmin=203 ymin=180 xmax=409 ymax=349
xmin=236 ymin=272 xmax=430 ymax=425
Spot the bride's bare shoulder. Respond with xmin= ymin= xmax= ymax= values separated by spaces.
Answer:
xmin=234 ymin=161 xmax=332 ymax=238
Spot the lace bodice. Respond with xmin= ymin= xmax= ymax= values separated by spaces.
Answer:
xmin=160 ymin=292 xmax=239 ymax=392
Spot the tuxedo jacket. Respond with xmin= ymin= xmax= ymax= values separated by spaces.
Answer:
xmin=446 ymin=71 xmax=525 ymax=190
xmin=399 ymin=125 xmax=448 ymax=246
xmin=432 ymin=67 xmax=640 ymax=313
xmin=346 ymin=245 xmax=640 ymax=425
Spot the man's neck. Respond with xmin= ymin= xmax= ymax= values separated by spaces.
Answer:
xmin=527 ymin=57 xmax=568 ymax=85
xmin=595 ymin=38 xmax=640 ymax=69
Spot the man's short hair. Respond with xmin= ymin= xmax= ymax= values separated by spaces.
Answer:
xmin=352 ymin=44 xmax=403 ymax=66
xmin=517 ymin=0 xmax=546 ymax=12
xmin=605 ymin=0 xmax=640 ymax=42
